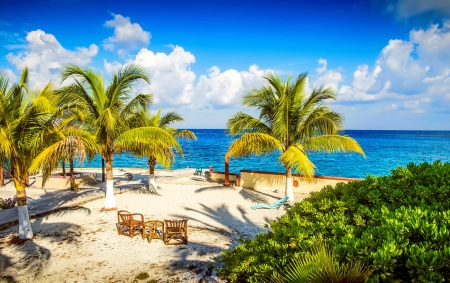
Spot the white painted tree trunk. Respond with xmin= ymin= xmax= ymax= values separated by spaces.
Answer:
xmin=104 ymin=179 xmax=116 ymax=208
xmin=18 ymin=205 xmax=34 ymax=239
xmin=149 ymin=174 xmax=157 ymax=192
xmin=285 ymin=177 xmax=294 ymax=201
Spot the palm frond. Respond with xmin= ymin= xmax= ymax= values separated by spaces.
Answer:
xmin=174 ymin=130 xmax=197 ymax=140
xmin=270 ymin=242 xmax=373 ymax=283
xmin=159 ymin=111 xmax=184 ymax=128
xmin=226 ymin=132 xmax=283 ymax=158
xmin=303 ymin=136 xmax=365 ymax=157
xmin=227 ymin=112 xmax=271 ymax=136
xmin=278 ymin=145 xmax=316 ymax=179
xmin=114 ymin=126 xmax=183 ymax=157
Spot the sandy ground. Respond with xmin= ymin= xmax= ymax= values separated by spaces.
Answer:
xmin=0 ymin=169 xmax=307 ymax=283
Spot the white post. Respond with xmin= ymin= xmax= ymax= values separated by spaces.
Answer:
xmin=149 ymin=174 xmax=157 ymax=192
xmin=18 ymin=205 xmax=34 ymax=239
xmin=285 ymin=177 xmax=294 ymax=201
xmin=104 ymin=179 xmax=116 ymax=208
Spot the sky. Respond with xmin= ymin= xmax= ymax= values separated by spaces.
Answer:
xmin=1 ymin=0 xmax=450 ymax=130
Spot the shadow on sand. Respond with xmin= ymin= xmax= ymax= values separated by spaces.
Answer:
xmin=164 ymin=199 xmax=273 ymax=272
xmin=0 ymin=210 xmax=85 ymax=282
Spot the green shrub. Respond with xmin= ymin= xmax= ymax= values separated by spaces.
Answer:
xmin=268 ymin=241 xmax=373 ymax=283
xmin=218 ymin=161 xmax=450 ymax=282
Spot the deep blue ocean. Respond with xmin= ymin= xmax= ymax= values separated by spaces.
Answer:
xmin=79 ymin=130 xmax=450 ymax=179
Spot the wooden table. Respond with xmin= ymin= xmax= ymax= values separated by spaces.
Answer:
xmin=143 ymin=220 xmax=164 ymax=243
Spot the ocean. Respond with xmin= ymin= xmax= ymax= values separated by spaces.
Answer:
xmin=80 ymin=130 xmax=450 ymax=179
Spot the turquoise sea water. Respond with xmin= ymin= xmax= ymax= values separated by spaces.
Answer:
xmin=80 ymin=130 xmax=450 ymax=179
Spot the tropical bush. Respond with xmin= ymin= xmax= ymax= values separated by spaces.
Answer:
xmin=0 ymin=196 xmax=17 ymax=209
xmin=268 ymin=242 xmax=373 ymax=283
xmin=218 ymin=161 xmax=450 ymax=282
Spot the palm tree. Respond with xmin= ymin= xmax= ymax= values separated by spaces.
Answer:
xmin=0 ymin=68 xmax=61 ymax=239
xmin=226 ymin=73 xmax=365 ymax=201
xmin=60 ymin=64 xmax=181 ymax=208
xmin=128 ymin=108 xmax=196 ymax=191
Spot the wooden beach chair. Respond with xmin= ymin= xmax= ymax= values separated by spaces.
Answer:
xmin=251 ymin=196 xmax=289 ymax=210
xmin=164 ymin=219 xmax=188 ymax=245
xmin=117 ymin=210 xmax=144 ymax=238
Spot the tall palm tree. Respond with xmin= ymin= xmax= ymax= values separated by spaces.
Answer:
xmin=226 ymin=73 xmax=365 ymax=201
xmin=128 ymin=108 xmax=196 ymax=191
xmin=0 ymin=68 xmax=61 ymax=239
xmin=60 ymin=64 xmax=181 ymax=208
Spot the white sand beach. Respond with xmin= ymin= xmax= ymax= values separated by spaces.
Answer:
xmin=0 ymin=169 xmax=308 ymax=283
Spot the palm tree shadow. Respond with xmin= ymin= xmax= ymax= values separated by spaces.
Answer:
xmin=165 ymin=204 xmax=273 ymax=273
xmin=0 ymin=220 xmax=82 ymax=282
xmin=194 ymin=185 xmax=236 ymax=194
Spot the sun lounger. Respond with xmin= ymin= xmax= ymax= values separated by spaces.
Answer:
xmin=251 ymin=196 xmax=289 ymax=210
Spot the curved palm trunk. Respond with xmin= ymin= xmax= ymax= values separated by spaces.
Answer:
xmin=0 ymin=162 xmax=4 ymax=187
xmin=148 ymin=156 xmax=157 ymax=191
xmin=69 ymin=158 xmax=75 ymax=188
xmin=104 ymin=153 xmax=115 ymax=208
xmin=286 ymin=166 xmax=294 ymax=201
xmin=14 ymin=176 xmax=33 ymax=239
xmin=101 ymin=158 xmax=105 ymax=182
xmin=62 ymin=160 xmax=66 ymax=178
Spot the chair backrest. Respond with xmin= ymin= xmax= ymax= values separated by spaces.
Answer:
xmin=118 ymin=210 xmax=131 ymax=224
xmin=165 ymin=219 xmax=188 ymax=232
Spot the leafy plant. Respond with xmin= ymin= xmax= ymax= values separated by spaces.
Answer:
xmin=0 ymin=196 xmax=17 ymax=209
xmin=218 ymin=161 xmax=450 ymax=282
xmin=268 ymin=242 xmax=373 ymax=283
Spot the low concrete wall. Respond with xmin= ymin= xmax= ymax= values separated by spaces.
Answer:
xmin=34 ymin=172 xmax=98 ymax=190
xmin=210 ymin=171 xmax=238 ymax=184
xmin=240 ymin=170 xmax=358 ymax=194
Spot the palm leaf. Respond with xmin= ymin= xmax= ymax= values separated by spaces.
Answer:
xmin=278 ymin=145 xmax=316 ymax=179
xmin=303 ymin=136 xmax=366 ymax=157
xmin=174 ymin=130 xmax=197 ymax=140
xmin=226 ymin=132 xmax=283 ymax=158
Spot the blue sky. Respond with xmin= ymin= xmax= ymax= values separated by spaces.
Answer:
xmin=1 ymin=0 xmax=450 ymax=129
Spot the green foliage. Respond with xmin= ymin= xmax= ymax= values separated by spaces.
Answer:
xmin=0 ymin=196 xmax=16 ymax=209
xmin=218 ymin=161 xmax=450 ymax=282
xmin=268 ymin=242 xmax=373 ymax=283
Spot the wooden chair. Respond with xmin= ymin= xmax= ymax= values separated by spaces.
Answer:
xmin=117 ymin=210 xmax=144 ymax=238
xmin=164 ymin=219 xmax=188 ymax=245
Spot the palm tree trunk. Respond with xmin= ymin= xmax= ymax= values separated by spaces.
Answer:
xmin=148 ymin=156 xmax=157 ymax=191
xmin=0 ymin=162 xmax=4 ymax=187
xmin=69 ymin=158 xmax=75 ymax=188
xmin=104 ymin=153 xmax=115 ymax=208
xmin=101 ymin=158 xmax=105 ymax=182
xmin=285 ymin=166 xmax=294 ymax=201
xmin=62 ymin=160 xmax=66 ymax=178
xmin=14 ymin=175 xmax=33 ymax=239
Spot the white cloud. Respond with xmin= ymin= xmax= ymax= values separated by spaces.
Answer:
xmin=307 ymin=22 xmax=449 ymax=117
xmin=311 ymin=58 xmax=343 ymax=92
xmin=105 ymin=45 xmax=272 ymax=110
xmin=6 ymin=29 xmax=98 ymax=88
xmin=195 ymin=64 xmax=269 ymax=108
xmin=103 ymin=14 xmax=150 ymax=55
xmin=2 ymin=68 xmax=17 ymax=83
